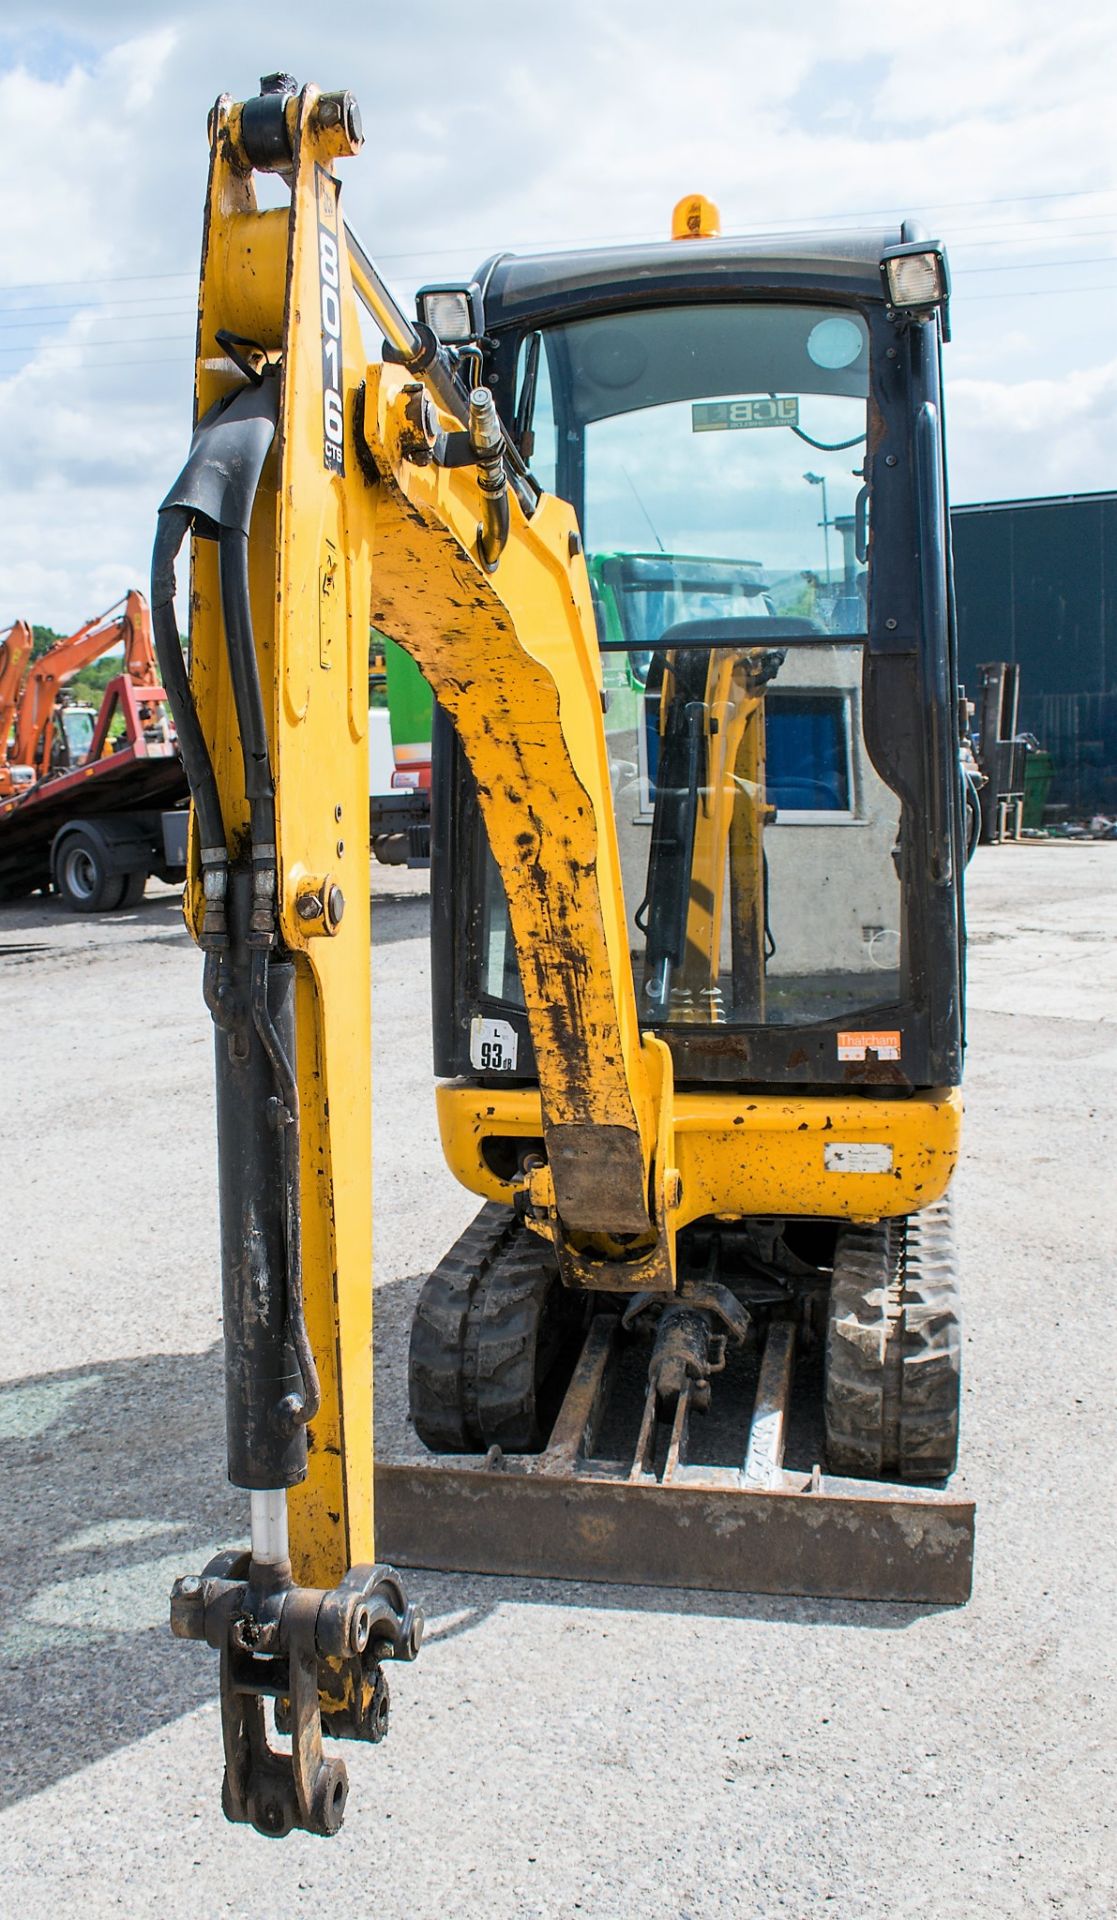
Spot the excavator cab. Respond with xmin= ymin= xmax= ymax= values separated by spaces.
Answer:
xmin=397 ymin=223 xmax=971 ymax=1597
xmin=431 ymin=242 xmax=961 ymax=1099
xmin=56 ymin=703 xmax=97 ymax=770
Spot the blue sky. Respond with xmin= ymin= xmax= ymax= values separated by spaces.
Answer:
xmin=1 ymin=0 xmax=1114 ymax=627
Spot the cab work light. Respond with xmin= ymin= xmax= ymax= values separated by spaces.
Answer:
xmin=880 ymin=241 xmax=951 ymax=334
xmin=417 ymin=284 xmax=485 ymax=344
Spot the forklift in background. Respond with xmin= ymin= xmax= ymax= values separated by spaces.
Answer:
xmin=973 ymin=660 xmax=1036 ymax=842
xmin=154 ymin=78 xmax=972 ymax=1837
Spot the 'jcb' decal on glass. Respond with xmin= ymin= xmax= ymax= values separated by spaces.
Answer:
xmin=316 ymin=166 xmax=345 ymax=476
xmin=692 ymin=396 xmax=800 ymax=432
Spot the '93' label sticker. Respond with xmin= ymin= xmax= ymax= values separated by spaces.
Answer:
xmin=316 ymin=166 xmax=344 ymax=475
xmin=470 ymin=1016 xmax=518 ymax=1073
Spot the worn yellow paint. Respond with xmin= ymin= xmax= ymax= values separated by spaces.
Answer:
xmin=435 ymin=1081 xmax=962 ymax=1225
xmin=359 ymin=369 xmax=667 ymax=1247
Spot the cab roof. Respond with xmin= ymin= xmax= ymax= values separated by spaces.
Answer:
xmin=476 ymin=227 xmax=910 ymax=331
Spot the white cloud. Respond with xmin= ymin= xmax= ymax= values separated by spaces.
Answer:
xmin=948 ymin=360 xmax=1117 ymax=500
xmin=0 ymin=1 xmax=1114 ymax=625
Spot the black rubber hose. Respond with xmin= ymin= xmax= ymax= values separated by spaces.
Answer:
xmin=216 ymin=503 xmax=316 ymax=1424
xmin=250 ymin=949 xmax=320 ymax=1429
xmin=217 ymin=525 xmax=276 ymax=844
xmin=151 ymin=508 xmax=226 ymax=859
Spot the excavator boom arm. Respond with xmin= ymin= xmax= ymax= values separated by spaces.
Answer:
xmin=0 ymin=620 xmax=34 ymax=770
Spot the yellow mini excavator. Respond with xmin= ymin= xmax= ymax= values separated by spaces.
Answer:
xmin=157 ymin=76 xmax=972 ymax=1838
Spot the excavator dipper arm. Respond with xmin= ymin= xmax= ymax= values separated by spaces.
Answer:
xmin=154 ymin=82 xmax=425 ymax=1839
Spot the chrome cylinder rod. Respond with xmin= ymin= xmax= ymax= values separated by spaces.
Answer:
xmin=344 ymin=221 xmax=469 ymax=425
xmin=250 ymin=1487 xmax=290 ymax=1566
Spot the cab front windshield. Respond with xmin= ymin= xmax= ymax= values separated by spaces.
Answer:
xmin=482 ymin=300 xmax=903 ymax=1031
xmin=60 ymin=707 xmax=95 ymax=762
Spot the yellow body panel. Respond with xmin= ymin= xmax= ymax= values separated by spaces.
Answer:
xmin=436 ymin=1081 xmax=961 ymax=1225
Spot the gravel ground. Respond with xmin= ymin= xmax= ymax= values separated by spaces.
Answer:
xmin=0 ymin=845 xmax=1113 ymax=1919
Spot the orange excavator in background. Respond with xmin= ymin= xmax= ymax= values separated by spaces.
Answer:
xmin=0 ymin=590 xmax=188 ymax=909
xmin=5 ymin=590 xmax=165 ymax=786
xmin=0 ymin=620 xmax=34 ymax=800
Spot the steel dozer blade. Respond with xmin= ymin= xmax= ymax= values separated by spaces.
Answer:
xmin=376 ymin=1313 xmax=975 ymax=1607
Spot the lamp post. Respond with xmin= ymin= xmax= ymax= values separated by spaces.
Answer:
xmin=804 ymin=471 xmax=832 ymax=582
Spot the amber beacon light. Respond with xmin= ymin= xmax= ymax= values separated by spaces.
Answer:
xmin=671 ymin=192 xmax=721 ymax=239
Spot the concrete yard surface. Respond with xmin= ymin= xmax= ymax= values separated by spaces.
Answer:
xmin=0 ymin=846 xmax=1113 ymax=1918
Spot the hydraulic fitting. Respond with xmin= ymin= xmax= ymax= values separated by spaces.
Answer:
xmin=469 ymin=387 xmax=510 ymax=570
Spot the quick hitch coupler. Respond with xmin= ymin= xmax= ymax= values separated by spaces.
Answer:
xmin=171 ymin=1556 xmax=422 ymax=1838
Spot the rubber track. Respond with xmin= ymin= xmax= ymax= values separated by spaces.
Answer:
xmin=473 ymin=1229 xmax=564 ymax=1450
xmin=824 ymin=1194 xmax=961 ymax=1481
xmin=408 ymin=1203 xmax=566 ymax=1453
xmin=407 ymin=1202 xmax=520 ymax=1451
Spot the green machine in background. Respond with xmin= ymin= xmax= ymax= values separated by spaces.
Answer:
xmin=384 ymin=636 xmax=434 ymax=783
xmin=370 ymin=635 xmax=434 ymax=865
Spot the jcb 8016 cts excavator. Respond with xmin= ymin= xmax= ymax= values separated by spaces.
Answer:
xmin=158 ymin=77 xmax=971 ymax=1838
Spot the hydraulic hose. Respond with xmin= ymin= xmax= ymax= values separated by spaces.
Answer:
xmin=151 ymin=508 xmax=227 ymax=859
xmin=151 ymin=507 xmax=229 ymax=947
xmin=156 ymin=372 xmax=318 ymax=1464
xmin=251 ymin=948 xmax=319 ymax=1430
xmin=217 ymin=526 xmax=274 ymax=825
xmin=215 ymin=521 xmax=316 ymax=1428
xmin=217 ymin=525 xmax=278 ymax=945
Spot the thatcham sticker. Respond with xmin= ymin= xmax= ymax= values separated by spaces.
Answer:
xmin=693 ymin=396 xmax=800 ymax=432
xmin=837 ymin=1029 xmax=901 ymax=1062
xmin=315 ymin=165 xmax=345 ymax=476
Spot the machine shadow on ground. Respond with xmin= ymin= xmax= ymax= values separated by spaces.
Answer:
xmin=0 ymin=886 xmax=189 ymax=946
xmin=0 ymin=878 xmax=428 ymax=950
xmin=368 ymin=891 xmax=431 ymax=947
xmin=0 ymin=1268 xmax=941 ymax=1808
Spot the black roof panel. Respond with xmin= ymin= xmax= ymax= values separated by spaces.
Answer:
xmin=477 ymin=227 xmax=906 ymax=329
